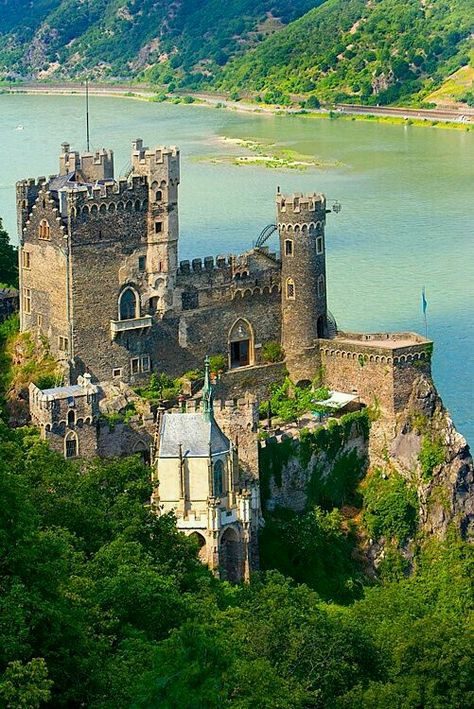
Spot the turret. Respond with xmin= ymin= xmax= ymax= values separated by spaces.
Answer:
xmin=277 ymin=192 xmax=328 ymax=377
xmin=131 ymin=139 xmax=180 ymax=313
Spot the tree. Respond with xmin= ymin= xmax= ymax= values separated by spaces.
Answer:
xmin=0 ymin=218 xmax=18 ymax=288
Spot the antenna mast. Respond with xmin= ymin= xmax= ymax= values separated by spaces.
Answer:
xmin=85 ymin=76 xmax=90 ymax=152
xmin=85 ymin=0 xmax=90 ymax=152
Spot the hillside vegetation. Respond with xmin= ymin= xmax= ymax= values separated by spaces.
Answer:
xmin=0 ymin=0 xmax=316 ymax=82
xmin=0 ymin=0 xmax=472 ymax=106
xmin=217 ymin=0 xmax=474 ymax=105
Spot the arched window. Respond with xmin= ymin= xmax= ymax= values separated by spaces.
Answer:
xmin=155 ymin=190 xmax=162 ymax=202
xmin=284 ymin=239 xmax=293 ymax=256
xmin=38 ymin=219 xmax=50 ymax=239
xmin=119 ymin=288 xmax=139 ymax=320
xmin=67 ymin=409 xmax=75 ymax=428
xmin=286 ymin=278 xmax=295 ymax=300
xmin=213 ymin=460 xmax=224 ymax=497
xmin=65 ymin=431 xmax=78 ymax=459
xmin=317 ymin=274 xmax=325 ymax=298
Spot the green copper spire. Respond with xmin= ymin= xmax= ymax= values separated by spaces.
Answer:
xmin=202 ymin=355 xmax=213 ymax=419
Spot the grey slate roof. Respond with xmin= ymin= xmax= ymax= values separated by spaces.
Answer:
xmin=40 ymin=384 xmax=94 ymax=400
xmin=158 ymin=413 xmax=230 ymax=458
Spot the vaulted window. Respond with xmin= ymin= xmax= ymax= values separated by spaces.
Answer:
xmin=119 ymin=288 xmax=139 ymax=320
xmin=213 ymin=460 xmax=224 ymax=497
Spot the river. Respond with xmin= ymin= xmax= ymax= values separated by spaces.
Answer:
xmin=0 ymin=94 xmax=472 ymax=443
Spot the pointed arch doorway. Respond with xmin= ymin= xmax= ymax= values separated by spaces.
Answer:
xmin=229 ymin=319 xmax=254 ymax=369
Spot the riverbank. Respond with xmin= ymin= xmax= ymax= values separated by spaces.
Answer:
xmin=4 ymin=82 xmax=473 ymax=131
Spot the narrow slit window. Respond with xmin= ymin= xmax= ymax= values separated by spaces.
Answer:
xmin=285 ymin=239 xmax=293 ymax=256
xmin=286 ymin=278 xmax=295 ymax=300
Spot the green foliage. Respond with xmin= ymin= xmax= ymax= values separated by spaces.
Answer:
xmin=419 ymin=434 xmax=445 ymax=481
xmin=259 ymin=507 xmax=365 ymax=602
xmin=261 ymin=340 xmax=285 ymax=363
xmin=258 ymin=435 xmax=295 ymax=503
xmin=314 ymin=385 xmax=330 ymax=401
xmin=209 ymin=353 xmax=227 ymax=372
xmin=218 ymin=0 xmax=474 ymax=105
xmin=135 ymin=372 xmax=182 ymax=403
xmin=362 ymin=468 xmax=418 ymax=544
xmin=0 ymin=1 xmax=316 ymax=83
xmin=307 ymin=449 xmax=366 ymax=509
xmin=0 ymin=658 xmax=53 ymax=709
xmin=0 ymin=218 xmax=18 ymax=288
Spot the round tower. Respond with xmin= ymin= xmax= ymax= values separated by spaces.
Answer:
xmin=277 ymin=192 xmax=328 ymax=378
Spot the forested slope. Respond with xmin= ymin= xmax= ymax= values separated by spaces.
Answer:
xmin=0 ymin=0 xmax=317 ymax=81
xmin=217 ymin=0 xmax=474 ymax=105
xmin=1 ymin=1 xmax=472 ymax=106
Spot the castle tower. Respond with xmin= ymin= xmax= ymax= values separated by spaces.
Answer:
xmin=131 ymin=139 xmax=180 ymax=313
xmin=277 ymin=192 xmax=328 ymax=381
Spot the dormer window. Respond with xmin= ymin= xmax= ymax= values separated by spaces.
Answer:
xmin=38 ymin=219 xmax=50 ymax=239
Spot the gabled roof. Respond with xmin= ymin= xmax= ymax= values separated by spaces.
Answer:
xmin=158 ymin=412 xmax=230 ymax=458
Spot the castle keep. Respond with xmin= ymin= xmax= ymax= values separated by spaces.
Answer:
xmin=18 ymin=139 xmax=330 ymax=385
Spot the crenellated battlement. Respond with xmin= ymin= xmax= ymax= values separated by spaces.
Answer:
xmin=276 ymin=191 xmax=326 ymax=216
xmin=131 ymin=138 xmax=180 ymax=185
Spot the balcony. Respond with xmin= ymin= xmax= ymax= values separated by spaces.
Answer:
xmin=110 ymin=315 xmax=152 ymax=339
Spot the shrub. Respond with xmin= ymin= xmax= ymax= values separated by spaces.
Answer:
xmin=362 ymin=469 xmax=418 ymax=544
xmin=261 ymin=341 xmax=284 ymax=363
xmin=419 ymin=435 xmax=445 ymax=481
xmin=209 ymin=353 xmax=227 ymax=372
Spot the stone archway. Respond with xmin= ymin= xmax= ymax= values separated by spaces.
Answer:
xmin=228 ymin=319 xmax=254 ymax=369
xmin=219 ymin=526 xmax=242 ymax=583
xmin=189 ymin=531 xmax=207 ymax=564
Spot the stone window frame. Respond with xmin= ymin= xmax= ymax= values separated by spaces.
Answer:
xmin=112 ymin=368 xmax=122 ymax=379
xmin=286 ymin=277 xmax=295 ymax=300
xmin=23 ymin=287 xmax=31 ymax=314
xmin=155 ymin=221 xmax=163 ymax=234
xmin=155 ymin=190 xmax=162 ymax=202
xmin=130 ymin=357 xmax=140 ymax=375
xmin=36 ymin=313 xmax=43 ymax=328
xmin=228 ymin=317 xmax=256 ymax=369
xmin=64 ymin=431 xmax=78 ymax=459
xmin=284 ymin=239 xmax=294 ymax=257
xmin=58 ymin=335 xmax=69 ymax=351
xmin=138 ymin=255 xmax=146 ymax=272
xmin=316 ymin=236 xmax=324 ymax=254
xmin=38 ymin=219 xmax=51 ymax=240
xmin=22 ymin=250 xmax=31 ymax=269
xmin=141 ymin=355 xmax=151 ymax=373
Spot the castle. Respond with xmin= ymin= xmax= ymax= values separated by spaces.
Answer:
xmin=19 ymin=139 xmax=434 ymax=579
xmin=17 ymin=139 xmax=331 ymax=385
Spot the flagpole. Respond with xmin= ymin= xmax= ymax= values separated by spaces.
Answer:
xmin=422 ymin=286 xmax=428 ymax=338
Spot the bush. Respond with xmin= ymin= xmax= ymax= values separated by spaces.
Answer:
xmin=209 ymin=353 xmax=227 ymax=372
xmin=419 ymin=435 xmax=445 ymax=481
xmin=362 ymin=469 xmax=418 ymax=544
xmin=261 ymin=341 xmax=284 ymax=363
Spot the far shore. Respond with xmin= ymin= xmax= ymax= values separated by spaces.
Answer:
xmin=3 ymin=81 xmax=473 ymax=130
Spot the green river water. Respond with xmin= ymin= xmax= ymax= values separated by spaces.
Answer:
xmin=0 ymin=95 xmax=472 ymax=442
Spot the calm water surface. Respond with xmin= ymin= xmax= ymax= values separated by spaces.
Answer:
xmin=0 ymin=95 xmax=472 ymax=442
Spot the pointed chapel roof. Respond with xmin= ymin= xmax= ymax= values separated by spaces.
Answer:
xmin=158 ymin=413 xmax=230 ymax=458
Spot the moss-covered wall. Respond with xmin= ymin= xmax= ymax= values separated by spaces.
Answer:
xmin=258 ymin=409 xmax=370 ymax=512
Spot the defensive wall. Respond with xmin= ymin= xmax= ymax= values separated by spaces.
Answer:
xmin=258 ymin=409 xmax=370 ymax=513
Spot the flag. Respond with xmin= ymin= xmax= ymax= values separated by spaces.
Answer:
xmin=422 ymin=287 xmax=427 ymax=314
